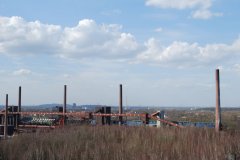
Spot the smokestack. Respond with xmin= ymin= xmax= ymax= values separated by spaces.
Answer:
xmin=18 ymin=86 xmax=21 ymax=113
xmin=63 ymin=85 xmax=67 ymax=125
xmin=64 ymin=85 xmax=67 ymax=114
xmin=215 ymin=69 xmax=222 ymax=132
xmin=4 ymin=94 xmax=8 ymax=139
xmin=119 ymin=84 xmax=123 ymax=124
xmin=16 ymin=86 xmax=22 ymax=129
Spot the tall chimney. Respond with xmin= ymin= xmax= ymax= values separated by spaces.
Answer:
xmin=16 ymin=86 xmax=22 ymax=129
xmin=215 ymin=69 xmax=222 ymax=132
xmin=119 ymin=84 xmax=123 ymax=124
xmin=64 ymin=85 xmax=67 ymax=114
xmin=4 ymin=94 xmax=8 ymax=139
xmin=18 ymin=86 xmax=21 ymax=112
xmin=63 ymin=85 xmax=67 ymax=125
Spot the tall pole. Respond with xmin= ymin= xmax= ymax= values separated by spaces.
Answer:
xmin=119 ymin=84 xmax=123 ymax=125
xmin=215 ymin=69 xmax=222 ymax=132
xmin=4 ymin=94 xmax=8 ymax=139
xmin=63 ymin=85 xmax=67 ymax=125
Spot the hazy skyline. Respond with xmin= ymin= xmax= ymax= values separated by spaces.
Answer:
xmin=0 ymin=0 xmax=240 ymax=107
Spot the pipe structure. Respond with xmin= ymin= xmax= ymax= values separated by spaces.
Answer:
xmin=215 ymin=69 xmax=222 ymax=132
xmin=63 ymin=85 xmax=67 ymax=125
xmin=4 ymin=94 xmax=8 ymax=139
xmin=119 ymin=84 xmax=123 ymax=125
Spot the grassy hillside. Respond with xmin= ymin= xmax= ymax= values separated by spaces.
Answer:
xmin=0 ymin=125 xmax=239 ymax=160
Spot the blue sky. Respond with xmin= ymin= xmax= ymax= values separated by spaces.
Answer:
xmin=0 ymin=0 xmax=240 ymax=107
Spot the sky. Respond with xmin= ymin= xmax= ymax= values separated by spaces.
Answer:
xmin=0 ymin=0 xmax=240 ymax=107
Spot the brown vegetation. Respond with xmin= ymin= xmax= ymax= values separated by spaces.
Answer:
xmin=0 ymin=125 xmax=240 ymax=160
xmin=166 ymin=110 xmax=240 ymax=130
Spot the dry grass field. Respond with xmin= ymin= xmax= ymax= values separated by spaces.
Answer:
xmin=0 ymin=125 xmax=239 ymax=160
xmin=166 ymin=110 xmax=240 ymax=130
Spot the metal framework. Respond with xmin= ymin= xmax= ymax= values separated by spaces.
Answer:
xmin=0 ymin=110 xmax=182 ymax=127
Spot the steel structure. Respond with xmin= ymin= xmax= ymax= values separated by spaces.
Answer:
xmin=0 ymin=110 xmax=182 ymax=127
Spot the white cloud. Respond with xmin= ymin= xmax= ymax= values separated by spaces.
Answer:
xmin=146 ymin=0 xmax=211 ymax=9
xmin=192 ymin=9 xmax=223 ymax=19
xmin=145 ymin=0 xmax=222 ymax=19
xmin=60 ymin=19 xmax=138 ymax=59
xmin=137 ymin=37 xmax=240 ymax=67
xmin=1 ymin=16 xmax=240 ymax=69
xmin=0 ymin=16 xmax=62 ymax=55
xmin=155 ymin=27 xmax=163 ymax=32
xmin=13 ymin=69 xmax=32 ymax=76
xmin=0 ymin=16 xmax=139 ymax=59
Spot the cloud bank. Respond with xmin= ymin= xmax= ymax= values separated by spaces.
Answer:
xmin=1 ymin=16 xmax=240 ymax=68
xmin=0 ymin=16 xmax=138 ymax=60
xmin=138 ymin=38 xmax=240 ymax=67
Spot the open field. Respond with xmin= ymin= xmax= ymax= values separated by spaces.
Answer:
xmin=165 ymin=109 xmax=240 ymax=130
xmin=0 ymin=125 xmax=240 ymax=160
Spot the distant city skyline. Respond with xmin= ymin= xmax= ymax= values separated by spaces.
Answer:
xmin=0 ymin=0 xmax=240 ymax=107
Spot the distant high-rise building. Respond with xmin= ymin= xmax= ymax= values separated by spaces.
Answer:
xmin=73 ymin=103 xmax=77 ymax=108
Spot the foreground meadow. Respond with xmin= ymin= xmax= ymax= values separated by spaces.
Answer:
xmin=0 ymin=125 xmax=239 ymax=160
